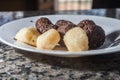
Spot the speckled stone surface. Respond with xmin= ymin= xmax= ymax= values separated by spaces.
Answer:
xmin=1 ymin=41 xmax=120 ymax=80
xmin=0 ymin=10 xmax=120 ymax=80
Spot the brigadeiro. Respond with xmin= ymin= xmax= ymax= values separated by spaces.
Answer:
xmin=35 ymin=17 xmax=57 ymax=34
xmin=56 ymin=20 xmax=76 ymax=46
xmin=77 ymin=19 xmax=105 ymax=49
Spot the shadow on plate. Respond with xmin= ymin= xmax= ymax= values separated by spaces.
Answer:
xmin=99 ymin=30 xmax=120 ymax=49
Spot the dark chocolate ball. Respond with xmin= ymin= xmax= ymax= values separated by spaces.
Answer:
xmin=35 ymin=17 xmax=57 ymax=34
xmin=55 ymin=20 xmax=76 ymax=28
xmin=56 ymin=20 xmax=76 ymax=46
xmin=77 ymin=20 xmax=105 ymax=49
xmin=78 ymin=19 xmax=96 ymax=28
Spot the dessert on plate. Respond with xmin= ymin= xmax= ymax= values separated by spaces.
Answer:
xmin=15 ymin=17 xmax=105 ymax=52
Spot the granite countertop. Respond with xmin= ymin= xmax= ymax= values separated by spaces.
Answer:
xmin=0 ymin=41 xmax=120 ymax=80
xmin=0 ymin=10 xmax=120 ymax=80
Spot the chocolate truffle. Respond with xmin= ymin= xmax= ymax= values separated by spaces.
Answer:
xmin=77 ymin=19 xmax=105 ymax=49
xmin=56 ymin=20 xmax=76 ymax=46
xmin=78 ymin=20 xmax=96 ymax=28
xmin=35 ymin=17 xmax=57 ymax=34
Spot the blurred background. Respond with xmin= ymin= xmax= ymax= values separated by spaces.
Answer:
xmin=0 ymin=0 xmax=120 ymax=25
xmin=0 ymin=0 xmax=120 ymax=11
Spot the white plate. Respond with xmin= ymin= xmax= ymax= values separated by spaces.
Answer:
xmin=0 ymin=15 xmax=120 ymax=57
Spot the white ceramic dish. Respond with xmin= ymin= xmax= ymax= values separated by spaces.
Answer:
xmin=0 ymin=15 xmax=120 ymax=57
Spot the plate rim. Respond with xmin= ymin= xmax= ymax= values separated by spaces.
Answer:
xmin=0 ymin=14 xmax=120 ymax=57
